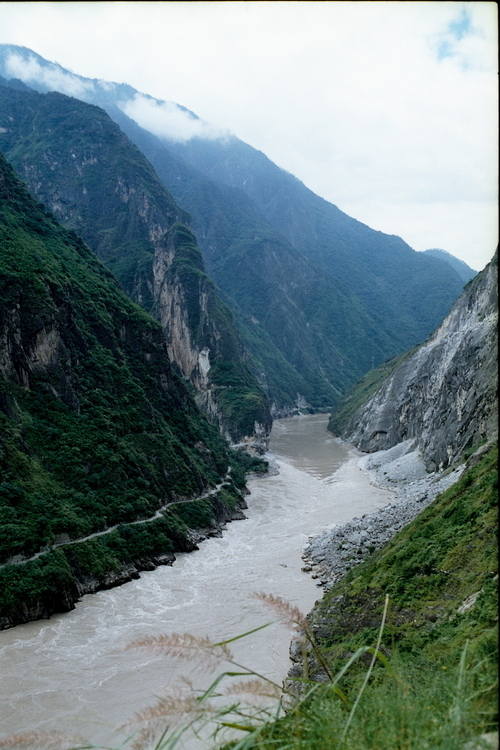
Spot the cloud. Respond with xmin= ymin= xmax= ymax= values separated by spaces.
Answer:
xmin=429 ymin=4 xmax=497 ymax=70
xmin=4 ymin=48 xmax=230 ymax=145
xmin=119 ymin=93 xmax=230 ymax=143
xmin=4 ymin=51 xmax=96 ymax=99
xmin=0 ymin=1 xmax=496 ymax=270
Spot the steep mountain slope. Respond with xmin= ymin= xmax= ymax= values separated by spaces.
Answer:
xmin=0 ymin=84 xmax=187 ymax=312
xmin=0 ymin=151 xmax=259 ymax=628
xmin=0 ymin=82 xmax=271 ymax=445
xmin=331 ymin=253 xmax=498 ymax=470
xmin=110 ymin=114 xmax=399 ymax=409
xmin=163 ymin=134 xmax=466 ymax=345
xmin=0 ymin=45 xmax=467 ymax=412
xmin=153 ymin=221 xmax=271 ymax=442
xmin=423 ymin=247 xmax=477 ymax=283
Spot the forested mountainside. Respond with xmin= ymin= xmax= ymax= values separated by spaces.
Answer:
xmin=0 ymin=80 xmax=395 ymax=413
xmin=161 ymin=135 xmax=465 ymax=340
xmin=0 ymin=45 xmax=467 ymax=414
xmin=330 ymin=253 xmax=498 ymax=470
xmin=0 ymin=83 xmax=271 ymax=446
xmin=423 ymin=248 xmax=477 ymax=283
xmin=0 ymin=85 xmax=187 ymax=311
xmin=0 ymin=152 xmax=265 ymax=628
xmin=115 ymin=126 xmax=393 ymax=410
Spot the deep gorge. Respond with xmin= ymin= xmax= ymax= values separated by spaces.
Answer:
xmin=0 ymin=415 xmax=394 ymax=747
xmin=0 ymin=43 xmax=497 ymax=749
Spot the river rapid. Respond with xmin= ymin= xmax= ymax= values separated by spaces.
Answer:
xmin=0 ymin=415 xmax=393 ymax=748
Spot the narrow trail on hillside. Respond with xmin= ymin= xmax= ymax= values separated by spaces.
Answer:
xmin=0 ymin=415 xmax=393 ymax=749
xmin=2 ymin=470 xmax=233 ymax=568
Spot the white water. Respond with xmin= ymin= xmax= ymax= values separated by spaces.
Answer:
xmin=0 ymin=415 xmax=393 ymax=747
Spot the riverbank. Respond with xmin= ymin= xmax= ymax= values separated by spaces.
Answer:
xmin=0 ymin=415 xmax=395 ymax=747
xmin=1 ymin=469 xmax=237 ymax=569
xmin=277 ymin=443 xmax=497 ymax=750
xmin=0 ymin=483 xmax=249 ymax=631
xmin=302 ymin=439 xmax=465 ymax=589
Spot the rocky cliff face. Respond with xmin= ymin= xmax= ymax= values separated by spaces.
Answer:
xmin=0 ymin=82 xmax=270 ymax=448
xmin=342 ymin=255 xmax=498 ymax=470
xmin=153 ymin=223 xmax=272 ymax=448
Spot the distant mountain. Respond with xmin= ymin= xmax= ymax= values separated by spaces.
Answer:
xmin=0 ymin=73 xmax=29 ymax=90
xmin=423 ymin=248 xmax=477 ymax=283
xmin=110 ymin=114 xmax=390 ymax=409
xmin=0 ymin=82 xmax=271 ymax=446
xmin=0 ymin=150 xmax=261 ymax=627
xmin=0 ymin=44 xmax=467 ymax=412
xmin=166 ymin=135 xmax=466 ymax=343
xmin=0 ymin=83 xmax=187 ymax=311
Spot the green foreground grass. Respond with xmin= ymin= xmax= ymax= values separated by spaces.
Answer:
xmin=0 ymin=446 xmax=497 ymax=750
xmin=134 ymin=445 xmax=497 ymax=750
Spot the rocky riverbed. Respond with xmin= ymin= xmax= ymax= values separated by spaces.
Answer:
xmin=302 ymin=439 xmax=465 ymax=590
xmin=286 ymin=439 xmax=469 ymax=691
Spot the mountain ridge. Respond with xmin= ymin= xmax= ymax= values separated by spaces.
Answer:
xmin=0 ymin=149 xmax=269 ymax=628
xmin=0 ymin=44 xmax=468 ymax=413
xmin=423 ymin=247 xmax=477 ymax=283
xmin=0 ymin=81 xmax=271 ymax=447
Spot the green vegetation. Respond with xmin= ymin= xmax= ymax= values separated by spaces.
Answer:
xmin=0 ymin=83 xmax=271 ymax=439
xmin=39 ymin=444 xmax=494 ymax=750
xmin=203 ymin=228 xmax=397 ymax=410
xmin=0 ymin=516 xmax=185 ymax=626
xmin=242 ymin=444 xmax=498 ymax=749
xmin=168 ymin=498 xmax=214 ymax=529
xmin=312 ymin=444 xmax=497 ymax=654
xmin=0 ymin=151 xmax=250 ymax=625
xmin=0 ymin=85 xmax=187 ymax=314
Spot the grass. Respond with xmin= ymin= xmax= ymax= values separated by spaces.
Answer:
xmin=0 ymin=447 xmax=496 ymax=750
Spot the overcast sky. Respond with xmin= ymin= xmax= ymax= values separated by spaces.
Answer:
xmin=0 ymin=1 xmax=497 ymax=271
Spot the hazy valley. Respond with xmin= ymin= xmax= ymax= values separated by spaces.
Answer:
xmin=0 ymin=43 xmax=497 ymax=750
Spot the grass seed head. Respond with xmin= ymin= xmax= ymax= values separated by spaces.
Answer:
xmin=252 ymin=592 xmax=308 ymax=631
xmin=0 ymin=731 xmax=85 ymax=750
xmin=126 ymin=632 xmax=233 ymax=670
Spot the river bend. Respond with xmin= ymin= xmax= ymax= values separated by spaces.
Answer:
xmin=0 ymin=415 xmax=393 ymax=747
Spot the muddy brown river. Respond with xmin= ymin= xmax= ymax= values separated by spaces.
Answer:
xmin=0 ymin=414 xmax=392 ymax=748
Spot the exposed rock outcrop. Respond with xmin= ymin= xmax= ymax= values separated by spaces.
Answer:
xmin=153 ymin=223 xmax=272 ymax=450
xmin=302 ymin=440 xmax=465 ymax=589
xmin=0 ymin=82 xmax=272 ymax=449
xmin=342 ymin=255 xmax=498 ymax=470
